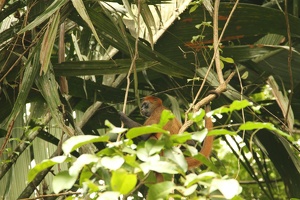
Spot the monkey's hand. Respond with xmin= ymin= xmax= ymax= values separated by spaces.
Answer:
xmin=119 ymin=112 xmax=153 ymax=141
xmin=119 ymin=112 xmax=142 ymax=128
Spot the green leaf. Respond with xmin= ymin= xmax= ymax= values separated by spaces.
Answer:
xmin=164 ymin=147 xmax=187 ymax=172
xmin=69 ymin=154 xmax=99 ymax=177
xmin=126 ymin=125 xmax=168 ymax=139
xmin=158 ymin=110 xmax=175 ymax=127
xmin=188 ymin=153 xmax=216 ymax=171
xmin=191 ymin=129 xmax=208 ymax=143
xmin=147 ymin=181 xmax=175 ymax=200
xmin=124 ymin=154 xmax=140 ymax=169
xmin=79 ymin=167 xmax=94 ymax=186
xmin=62 ymin=135 xmax=109 ymax=155
xmin=140 ymin=160 xmax=179 ymax=174
xmin=5 ymin=44 xmax=41 ymax=127
xmin=207 ymin=129 xmax=237 ymax=136
xmin=184 ymin=172 xmax=217 ymax=187
xmin=220 ymin=56 xmax=234 ymax=63
xmin=137 ymin=147 xmax=160 ymax=162
xmin=176 ymin=184 xmax=198 ymax=196
xmin=28 ymin=156 xmax=67 ymax=182
xmin=40 ymin=11 xmax=60 ymax=74
xmin=209 ymin=179 xmax=241 ymax=199
xmin=188 ymin=108 xmax=205 ymax=123
xmin=101 ymin=156 xmax=125 ymax=170
xmin=189 ymin=5 xmax=198 ymax=13
xmin=105 ymin=120 xmax=128 ymax=134
xmin=170 ymin=132 xmax=192 ymax=144
xmin=98 ymin=192 xmax=120 ymax=199
xmin=166 ymin=94 xmax=182 ymax=124
xmin=213 ymin=100 xmax=252 ymax=114
xmin=71 ymin=0 xmax=103 ymax=47
xmin=140 ymin=3 xmax=155 ymax=49
xmin=35 ymin=64 xmax=74 ymax=136
xmin=111 ymin=169 xmax=137 ymax=195
xmin=18 ymin=0 xmax=69 ymax=34
xmin=239 ymin=122 xmax=293 ymax=141
xmin=52 ymin=171 xmax=77 ymax=194
xmin=239 ymin=121 xmax=274 ymax=130
xmin=83 ymin=179 xmax=101 ymax=193
xmin=145 ymin=139 xmax=164 ymax=156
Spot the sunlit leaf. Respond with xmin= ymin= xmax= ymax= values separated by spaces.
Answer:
xmin=126 ymin=125 xmax=168 ymax=139
xmin=28 ymin=156 xmax=68 ymax=182
xmin=188 ymin=108 xmax=205 ymax=123
xmin=62 ymin=135 xmax=109 ymax=155
xmin=184 ymin=172 xmax=217 ymax=187
xmin=191 ymin=129 xmax=208 ymax=143
xmin=69 ymin=154 xmax=99 ymax=176
xmin=105 ymin=120 xmax=128 ymax=134
xmin=144 ymin=139 xmax=164 ymax=155
xmin=53 ymin=171 xmax=77 ymax=194
xmin=213 ymin=100 xmax=252 ymax=114
xmin=79 ymin=167 xmax=94 ymax=187
xmin=137 ymin=147 xmax=160 ymax=163
xmin=176 ymin=184 xmax=197 ymax=196
xmin=170 ymin=132 xmax=192 ymax=144
xmin=140 ymin=160 xmax=179 ymax=174
xmin=98 ymin=191 xmax=120 ymax=199
xmin=164 ymin=147 xmax=187 ymax=172
xmin=147 ymin=181 xmax=175 ymax=200
xmin=101 ymin=156 xmax=125 ymax=170
xmin=220 ymin=56 xmax=234 ymax=63
xmin=210 ymin=179 xmax=242 ymax=199
xmin=111 ymin=169 xmax=137 ymax=194
xmin=158 ymin=110 xmax=175 ymax=127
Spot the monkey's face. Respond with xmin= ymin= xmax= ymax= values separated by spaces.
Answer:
xmin=140 ymin=100 xmax=151 ymax=117
xmin=140 ymin=96 xmax=162 ymax=118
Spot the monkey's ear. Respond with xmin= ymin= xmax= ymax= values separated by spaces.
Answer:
xmin=119 ymin=112 xmax=142 ymax=128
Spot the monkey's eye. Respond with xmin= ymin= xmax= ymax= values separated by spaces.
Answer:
xmin=141 ymin=102 xmax=149 ymax=109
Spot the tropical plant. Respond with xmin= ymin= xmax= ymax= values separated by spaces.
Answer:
xmin=0 ymin=0 xmax=299 ymax=199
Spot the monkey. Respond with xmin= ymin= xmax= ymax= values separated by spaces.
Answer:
xmin=141 ymin=96 xmax=182 ymax=138
xmin=119 ymin=96 xmax=182 ymax=140
xmin=119 ymin=96 xmax=214 ymax=172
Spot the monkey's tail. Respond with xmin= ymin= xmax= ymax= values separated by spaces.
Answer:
xmin=186 ymin=105 xmax=214 ymax=170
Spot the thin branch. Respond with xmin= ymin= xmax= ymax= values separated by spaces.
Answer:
xmin=0 ymin=120 xmax=14 ymax=158
xmin=239 ymin=179 xmax=282 ymax=185
xmin=283 ymin=0 xmax=294 ymax=129
xmin=184 ymin=0 xmax=239 ymax=121
xmin=234 ymin=64 xmax=246 ymax=179
xmin=179 ymin=71 xmax=235 ymax=133
xmin=122 ymin=0 xmax=141 ymax=114
xmin=213 ymin=0 xmax=224 ymax=84
xmin=19 ymin=191 xmax=81 ymax=200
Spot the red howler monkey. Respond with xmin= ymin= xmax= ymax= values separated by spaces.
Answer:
xmin=119 ymin=96 xmax=214 ymax=170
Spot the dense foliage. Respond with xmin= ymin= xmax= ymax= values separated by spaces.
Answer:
xmin=0 ymin=0 xmax=299 ymax=199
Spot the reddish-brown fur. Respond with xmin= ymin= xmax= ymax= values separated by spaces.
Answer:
xmin=140 ymin=96 xmax=214 ymax=171
xmin=141 ymin=96 xmax=181 ymax=138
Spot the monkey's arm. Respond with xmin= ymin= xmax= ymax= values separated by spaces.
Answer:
xmin=119 ymin=112 xmax=152 ymax=140
xmin=119 ymin=112 xmax=142 ymax=128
